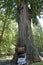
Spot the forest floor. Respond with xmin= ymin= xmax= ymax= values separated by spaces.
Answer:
xmin=0 ymin=55 xmax=13 ymax=65
xmin=0 ymin=55 xmax=43 ymax=65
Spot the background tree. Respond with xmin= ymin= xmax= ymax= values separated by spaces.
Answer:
xmin=0 ymin=2 xmax=18 ymax=55
xmin=32 ymin=24 xmax=43 ymax=52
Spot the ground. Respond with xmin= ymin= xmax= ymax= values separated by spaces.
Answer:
xmin=31 ymin=62 xmax=43 ymax=65
xmin=0 ymin=55 xmax=43 ymax=65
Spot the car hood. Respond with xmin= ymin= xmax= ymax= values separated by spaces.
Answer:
xmin=17 ymin=58 xmax=26 ymax=64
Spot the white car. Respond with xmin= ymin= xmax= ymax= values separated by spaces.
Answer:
xmin=17 ymin=54 xmax=26 ymax=65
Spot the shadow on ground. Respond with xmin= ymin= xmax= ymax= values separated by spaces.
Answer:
xmin=0 ymin=60 xmax=11 ymax=65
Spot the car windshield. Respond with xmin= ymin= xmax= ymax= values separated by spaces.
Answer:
xmin=18 ymin=55 xmax=25 ymax=58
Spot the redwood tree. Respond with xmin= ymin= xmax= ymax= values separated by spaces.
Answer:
xmin=11 ymin=0 xmax=41 ymax=64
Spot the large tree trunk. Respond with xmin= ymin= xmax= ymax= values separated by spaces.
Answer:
xmin=11 ymin=0 xmax=41 ymax=65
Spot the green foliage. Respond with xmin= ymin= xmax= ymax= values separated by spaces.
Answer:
xmin=32 ymin=24 xmax=43 ymax=52
xmin=27 ymin=0 xmax=40 ymax=15
xmin=0 ymin=0 xmax=18 ymax=55
xmin=32 ymin=16 xmax=39 ymax=25
xmin=26 ymin=0 xmax=41 ymax=24
xmin=0 ymin=19 xmax=18 ymax=55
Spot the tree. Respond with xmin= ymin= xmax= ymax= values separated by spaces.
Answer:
xmin=11 ymin=0 xmax=41 ymax=64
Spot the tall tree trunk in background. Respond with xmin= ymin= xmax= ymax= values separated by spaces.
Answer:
xmin=11 ymin=0 xmax=41 ymax=65
xmin=0 ymin=20 xmax=6 ymax=43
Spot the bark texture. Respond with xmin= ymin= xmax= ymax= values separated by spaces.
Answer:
xmin=11 ymin=0 xmax=41 ymax=65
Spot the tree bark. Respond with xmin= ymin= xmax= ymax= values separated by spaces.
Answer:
xmin=11 ymin=0 xmax=41 ymax=65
